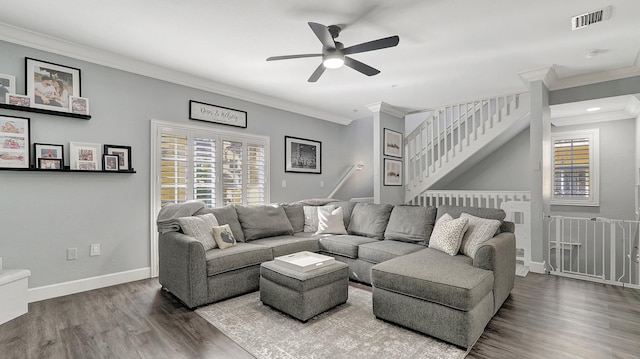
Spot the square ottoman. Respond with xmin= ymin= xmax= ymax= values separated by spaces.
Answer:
xmin=260 ymin=260 xmax=349 ymax=321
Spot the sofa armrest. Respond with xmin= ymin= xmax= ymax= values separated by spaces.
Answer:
xmin=473 ymin=232 xmax=516 ymax=314
xmin=158 ymin=232 xmax=208 ymax=308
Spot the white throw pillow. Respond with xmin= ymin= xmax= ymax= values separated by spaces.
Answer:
xmin=429 ymin=213 xmax=468 ymax=256
xmin=176 ymin=213 xmax=219 ymax=250
xmin=315 ymin=207 xmax=348 ymax=235
xmin=459 ymin=213 xmax=502 ymax=259
xmin=212 ymin=224 xmax=237 ymax=249
xmin=303 ymin=205 xmax=336 ymax=232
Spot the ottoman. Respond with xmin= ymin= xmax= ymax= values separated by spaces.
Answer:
xmin=260 ymin=260 xmax=349 ymax=321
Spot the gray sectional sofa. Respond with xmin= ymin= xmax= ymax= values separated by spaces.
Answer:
xmin=157 ymin=199 xmax=515 ymax=348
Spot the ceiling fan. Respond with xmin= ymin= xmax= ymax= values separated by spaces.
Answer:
xmin=266 ymin=22 xmax=399 ymax=82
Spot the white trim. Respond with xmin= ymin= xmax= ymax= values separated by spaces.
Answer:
xmin=552 ymin=110 xmax=636 ymax=127
xmin=366 ymin=101 xmax=409 ymax=118
xmin=518 ymin=66 xmax=558 ymax=89
xmin=0 ymin=22 xmax=352 ymax=126
xmin=28 ymin=267 xmax=150 ymax=303
xmin=529 ymin=261 xmax=547 ymax=274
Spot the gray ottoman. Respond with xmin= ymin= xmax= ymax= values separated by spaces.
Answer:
xmin=260 ymin=260 xmax=349 ymax=321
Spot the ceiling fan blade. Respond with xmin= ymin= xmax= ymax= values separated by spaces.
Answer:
xmin=266 ymin=54 xmax=322 ymax=61
xmin=343 ymin=35 xmax=399 ymax=55
xmin=308 ymin=63 xmax=326 ymax=82
xmin=308 ymin=22 xmax=335 ymax=48
xmin=344 ymin=57 xmax=380 ymax=76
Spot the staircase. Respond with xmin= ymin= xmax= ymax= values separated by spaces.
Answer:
xmin=405 ymin=92 xmax=530 ymax=203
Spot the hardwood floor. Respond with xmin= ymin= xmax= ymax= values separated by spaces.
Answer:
xmin=1 ymin=273 xmax=638 ymax=358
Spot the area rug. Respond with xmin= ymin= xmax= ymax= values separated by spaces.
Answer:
xmin=195 ymin=286 xmax=467 ymax=359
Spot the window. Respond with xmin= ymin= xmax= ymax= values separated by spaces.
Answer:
xmin=155 ymin=121 xmax=269 ymax=208
xmin=551 ymin=129 xmax=599 ymax=206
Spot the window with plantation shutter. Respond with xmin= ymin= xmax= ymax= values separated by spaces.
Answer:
xmin=551 ymin=129 xmax=599 ymax=206
xmin=155 ymin=123 xmax=269 ymax=208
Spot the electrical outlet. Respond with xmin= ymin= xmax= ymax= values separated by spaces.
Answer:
xmin=90 ymin=244 xmax=100 ymax=257
xmin=67 ymin=248 xmax=77 ymax=260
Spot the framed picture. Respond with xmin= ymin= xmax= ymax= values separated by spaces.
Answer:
xmin=6 ymin=94 xmax=31 ymax=107
xmin=38 ymin=158 xmax=62 ymax=170
xmin=104 ymin=144 xmax=132 ymax=171
xmin=69 ymin=142 xmax=101 ymax=170
xmin=383 ymin=128 xmax=403 ymax=158
xmin=34 ymin=143 xmax=64 ymax=169
xmin=103 ymin=154 xmax=120 ymax=171
xmin=26 ymin=57 xmax=81 ymax=112
xmin=69 ymin=96 xmax=89 ymax=115
xmin=0 ymin=74 xmax=16 ymax=104
xmin=189 ymin=100 xmax=247 ymax=128
xmin=0 ymin=115 xmax=30 ymax=169
xmin=285 ymin=136 xmax=321 ymax=174
xmin=383 ymin=158 xmax=403 ymax=186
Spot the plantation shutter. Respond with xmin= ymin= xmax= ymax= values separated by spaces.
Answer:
xmin=246 ymin=142 xmax=266 ymax=205
xmin=193 ymin=136 xmax=216 ymax=207
xmin=222 ymin=140 xmax=243 ymax=205
xmin=553 ymin=137 xmax=590 ymax=198
xmin=160 ymin=131 xmax=188 ymax=205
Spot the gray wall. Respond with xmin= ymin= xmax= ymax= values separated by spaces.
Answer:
xmin=0 ymin=40 xmax=362 ymax=288
xmin=333 ymin=115 xmax=374 ymax=200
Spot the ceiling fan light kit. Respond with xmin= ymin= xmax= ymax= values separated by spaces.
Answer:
xmin=267 ymin=22 xmax=399 ymax=82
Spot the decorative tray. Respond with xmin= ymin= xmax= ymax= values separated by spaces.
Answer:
xmin=274 ymin=251 xmax=336 ymax=272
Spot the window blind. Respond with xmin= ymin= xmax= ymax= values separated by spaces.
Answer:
xmin=553 ymin=138 xmax=590 ymax=198
xmin=160 ymin=131 xmax=188 ymax=205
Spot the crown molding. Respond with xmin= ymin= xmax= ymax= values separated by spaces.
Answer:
xmin=518 ymin=65 xmax=558 ymax=89
xmin=552 ymin=96 xmax=640 ymax=127
xmin=0 ymin=22 xmax=353 ymax=126
xmin=366 ymin=101 xmax=408 ymax=118
xmin=548 ymin=63 xmax=640 ymax=91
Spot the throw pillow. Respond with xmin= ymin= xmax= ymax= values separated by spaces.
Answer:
xmin=303 ymin=205 xmax=335 ymax=233
xmin=212 ymin=224 xmax=237 ymax=249
xmin=384 ymin=205 xmax=437 ymax=244
xmin=316 ymin=207 xmax=348 ymax=235
xmin=459 ymin=213 xmax=502 ymax=259
xmin=235 ymin=205 xmax=294 ymax=241
xmin=428 ymin=213 xmax=468 ymax=256
xmin=176 ymin=213 xmax=219 ymax=250
xmin=347 ymin=202 xmax=394 ymax=239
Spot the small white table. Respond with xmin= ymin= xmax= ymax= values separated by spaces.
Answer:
xmin=0 ymin=269 xmax=31 ymax=325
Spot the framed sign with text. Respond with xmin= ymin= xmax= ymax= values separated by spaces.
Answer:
xmin=189 ymin=100 xmax=247 ymax=128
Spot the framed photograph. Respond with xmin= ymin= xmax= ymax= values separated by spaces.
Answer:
xmin=189 ymin=100 xmax=247 ymax=128
xmin=38 ymin=158 xmax=62 ymax=170
xmin=285 ymin=136 xmax=321 ymax=174
xmin=69 ymin=96 xmax=89 ymax=115
xmin=383 ymin=128 xmax=403 ymax=158
xmin=103 ymin=154 xmax=120 ymax=171
xmin=34 ymin=143 xmax=64 ymax=169
xmin=69 ymin=142 xmax=101 ymax=170
xmin=26 ymin=57 xmax=80 ymax=112
xmin=383 ymin=158 xmax=403 ymax=186
xmin=0 ymin=115 xmax=30 ymax=169
xmin=6 ymin=94 xmax=31 ymax=107
xmin=0 ymin=74 xmax=16 ymax=104
xmin=104 ymin=144 xmax=132 ymax=171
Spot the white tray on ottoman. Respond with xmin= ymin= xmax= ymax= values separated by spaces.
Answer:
xmin=274 ymin=251 xmax=335 ymax=272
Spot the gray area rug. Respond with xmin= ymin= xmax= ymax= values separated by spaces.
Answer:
xmin=196 ymin=286 xmax=467 ymax=359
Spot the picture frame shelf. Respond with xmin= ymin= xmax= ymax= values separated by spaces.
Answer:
xmin=0 ymin=103 xmax=91 ymax=120
xmin=0 ymin=167 xmax=135 ymax=173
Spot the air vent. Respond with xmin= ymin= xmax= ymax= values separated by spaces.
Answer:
xmin=571 ymin=6 xmax=611 ymax=30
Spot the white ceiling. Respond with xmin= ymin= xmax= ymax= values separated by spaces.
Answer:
xmin=1 ymin=0 xmax=639 ymax=125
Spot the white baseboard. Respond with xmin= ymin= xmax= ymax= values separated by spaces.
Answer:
xmin=529 ymin=261 xmax=547 ymax=274
xmin=28 ymin=267 xmax=151 ymax=303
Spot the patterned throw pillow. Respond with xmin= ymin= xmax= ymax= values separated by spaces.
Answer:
xmin=176 ymin=213 xmax=218 ymax=250
xmin=459 ymin=213 xmax=502 ymax=259
xmin=428 ymin=213 xmax=468 ymax=256
xmin=315 ymin=207 xmax=348 ymax=235
xmin=212 ymin=224 xmax=237 ymax=249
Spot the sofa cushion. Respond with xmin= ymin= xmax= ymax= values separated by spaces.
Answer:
xmin=236 ymin=205 xmax=294 ymax=241
xmin=384 ymin=205 xmax=436 ymax=245
xmin=318 ymin=235 xmax=378 ymax=259
xmin=347 ymin=203 xmax=394 ymax=239
xmin=281 ymin=203 xmax=305 ymax=233
xmin=250 ymin=235 xmax=320 ymax=258
xmin=212 ymin=224 xmax=236 ymax=249
xmin=316 ymin=206 xmax=348 ymax=235
xmin=459 ymin=213 xmax=502 ymax=259
xmin=176 ymin=213 xmax=218 ymax=250
xmin=358 ymin=240 xmax=425 ymax=264
xmin=205 ymin=243 xmax=273 ymax=276
xmin=429 ymin=214 xmax=468 ymax=256
xmin=371 ymin=248 xmax=494 ymax=311
xmin=196 ymin=205 xmax=245 ymax=243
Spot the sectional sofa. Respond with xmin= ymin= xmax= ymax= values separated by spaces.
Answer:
xmin=157 ymin=199 xmax=515 ymax=348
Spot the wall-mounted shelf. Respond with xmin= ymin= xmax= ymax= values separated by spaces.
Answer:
xmin=0 ymin=103 xmax=91 ymax=120
xmin=0 ymin=167 xmax=135 ymax=174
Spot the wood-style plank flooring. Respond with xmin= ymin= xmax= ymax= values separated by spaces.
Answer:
xmin=1 ymin=273 xmax=638 ymax=358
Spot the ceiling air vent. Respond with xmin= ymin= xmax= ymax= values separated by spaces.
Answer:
xmin=571 ymin=6 xmax=611 ymax=31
